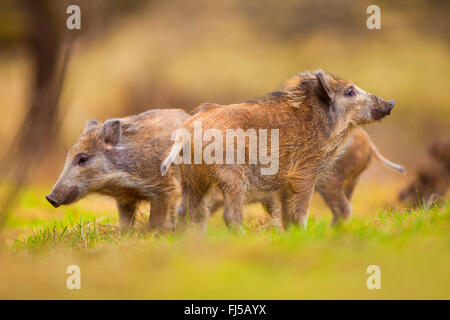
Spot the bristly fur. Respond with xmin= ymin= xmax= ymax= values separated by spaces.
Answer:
xmin=205 ymin=127 xmax=405 ymax=226
xmin=164 ymin=69 xmax=396 ymax=231
xmin=48 ymin=109 xmax=190 ymax=231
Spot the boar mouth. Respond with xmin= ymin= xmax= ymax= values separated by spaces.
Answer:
xmin=371 ymin=108 xmax=389 ymax=121
xmin=63 ymin=186 xmax=79 ymax=204
xmin=46 ymin=186 xmax=79 ymax=208
xmin=371 ymin=98 xmax=394 ymax=121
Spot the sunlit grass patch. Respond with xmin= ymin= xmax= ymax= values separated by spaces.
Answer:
xmin=12 ymin=220 xmax=121 ymax=252
xmin=1 ymin=185 xmax=449 ymax=299
xmin=7 ymin=199 xmax=449 ymax=253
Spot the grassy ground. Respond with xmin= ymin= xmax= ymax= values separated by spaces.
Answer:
xmin=0 ymin=182 xmax=449 ymax=299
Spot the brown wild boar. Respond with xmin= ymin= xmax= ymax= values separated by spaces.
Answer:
xmin=162 ymin=70 xmax=396 ymax=231
xmin=399 ymin=140 xmax=450 ymax=207
xmin=46 ymin=109 xmax=190 ymax=231
xmin=202 ymin=128 xmax=405 ymax=226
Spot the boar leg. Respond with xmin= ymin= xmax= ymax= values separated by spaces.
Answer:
xmin=261 ymin=194 xmax=283 ymax=231
xmin=343 ymin=179 xmax=358 ymax=201
xmin=204 ymin=186 xmax=225 ymax=216
xmin=116 ymin=199 xmax=137 ymax=231
xmin=317 ymin=183 xmax=352 ymax=225
xmin=208 ymin=201 xmax=224 ymax=216
xmin=222 ymin=188 xmax=244 ymax=230
xmin=167 ymin=190 xmax=182 ymax=231
xmin=281 ymin=182 xmax=314 ymax=229
xmin=150 ymin=195 xmax=177 ymax=231
xmin=178 ymin=189 xmax=210 ymax=234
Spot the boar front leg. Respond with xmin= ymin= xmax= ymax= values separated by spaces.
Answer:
xmin=281 ymin=181 xmax=315 ymax=229
xmin=116 ymin=199 xmax=137 ymax=231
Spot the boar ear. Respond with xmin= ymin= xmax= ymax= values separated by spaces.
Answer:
xmin=100 ymin=119 xmax=122 ymax=148
xmin=315 ymin=70 xmax=334 ymax=104
xmin=83 ymin=120 xmax=98 ymax=133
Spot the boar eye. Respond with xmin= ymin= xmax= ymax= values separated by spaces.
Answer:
xmin=79 ymin=156 xmax=88 ymax=164
xmin=345 ymin=88 xmax=356 ymax=97
xmin=74 ymin=153 xmax=89 ymax=166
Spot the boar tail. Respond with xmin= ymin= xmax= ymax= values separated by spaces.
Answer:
xmin=368 ymin=138 xmax=406 ymax=174
xmin=161 ymin=136 xmax=185 ymax=176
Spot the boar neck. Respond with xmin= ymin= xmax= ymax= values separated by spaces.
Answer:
xmin=270 ymin=92 xmax=355 ymax=175
xmin=93 ymin=117 xmax=173 ymax=200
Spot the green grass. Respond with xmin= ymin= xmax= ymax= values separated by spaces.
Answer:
xmin=1 ymin=187 xmax=449 ymax=299
xmin=9 ymin=201 xmax=450 ymax=252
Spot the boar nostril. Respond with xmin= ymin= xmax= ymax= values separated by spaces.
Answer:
xmin=46 ymin=195 xmax=60 ymax=208
xmin=389 ymin=99 xmax=395 ymax=107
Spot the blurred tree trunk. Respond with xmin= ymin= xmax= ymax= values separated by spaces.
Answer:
xmin=0 ymin=0 xmax=151 ymax=230
xmin=0 ymin=0 xmax=69 ymax=228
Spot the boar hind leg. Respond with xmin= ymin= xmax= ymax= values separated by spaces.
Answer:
xmin=116 ymin=200 xmax=137 ymax=232
xmin=281 ymin=182 xmax=314 ymax=229
xmin=317 ymin=184 xmax=352 ymax=225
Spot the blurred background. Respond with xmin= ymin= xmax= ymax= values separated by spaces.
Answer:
xmin=0 ymin=0 xmax=449 ymax=300
xmin=0 ymin=0 xmax=449 ymax=224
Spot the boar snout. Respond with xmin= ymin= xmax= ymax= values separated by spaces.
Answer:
xmin=371 ymin=97 xmax=395 ymax=120
xmin=46 ymin=194 xmax=60 ymax=208
xmin=386 ymin=99 xmax=395 ymax=114
xmin=46 ymin=186 xmax=79 ymax=207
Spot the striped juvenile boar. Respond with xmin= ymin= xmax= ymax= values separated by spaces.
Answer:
xmin=46 ymin=109 xmax=190 ymax=231
xmin=162 ymin=70 xmax=396 ymax=232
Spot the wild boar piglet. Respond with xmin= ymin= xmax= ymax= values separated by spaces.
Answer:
xmin=46 ymin=109 xmax=190 ymax=231
xmin=162 ymin=70 xmax=396 ymax=231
